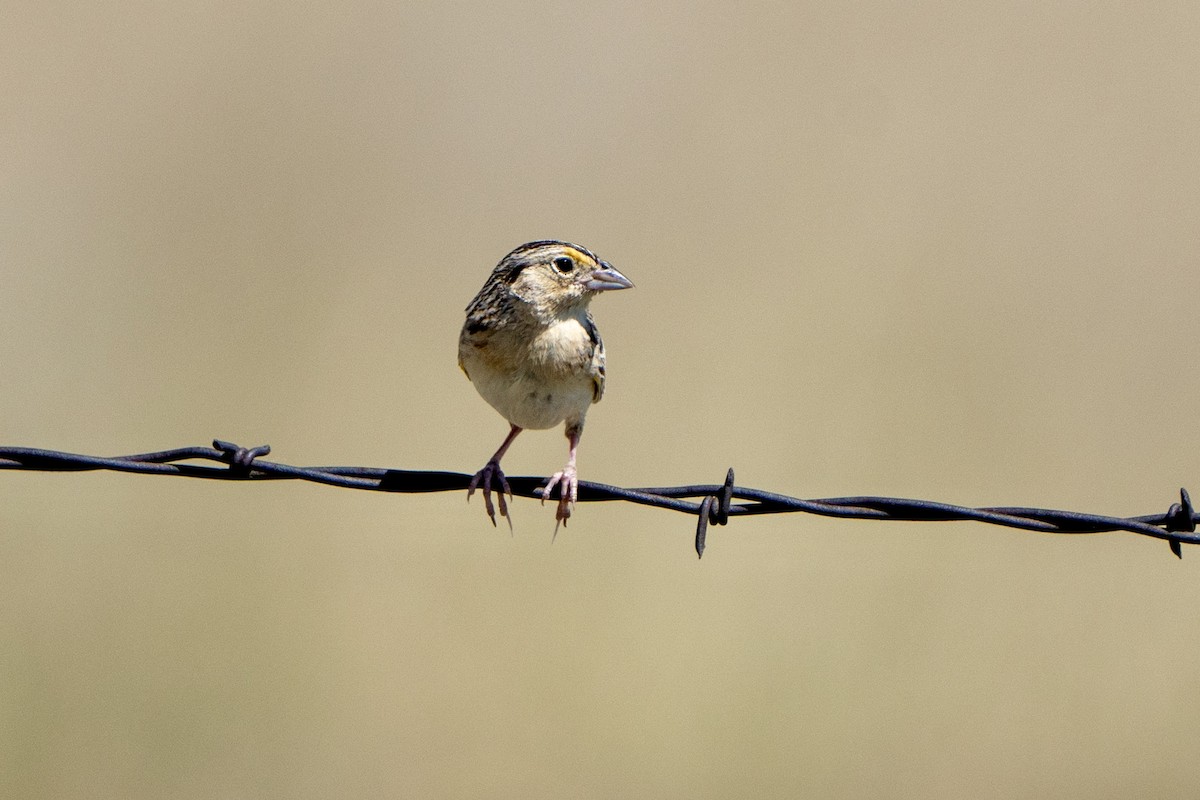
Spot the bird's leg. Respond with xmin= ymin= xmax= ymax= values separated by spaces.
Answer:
xmin=542 ymin=423 xmax=582 ymax=530
xmin=468 ymin=424 xmax=521 ymax=528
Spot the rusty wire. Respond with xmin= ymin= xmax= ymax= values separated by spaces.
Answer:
xmin=1 ymin=439 xmax=1196 ymax=559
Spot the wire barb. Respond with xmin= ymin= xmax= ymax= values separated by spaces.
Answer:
xmin=1 ymin=441 xmax=1197 ymax=560
xmin=213 ymin=440 xmax=271 ymax=477
xmin=1164 ymin=487 xmax=1194 ymax=560
xmin=695 ymin=468 xmax=735 ymax=559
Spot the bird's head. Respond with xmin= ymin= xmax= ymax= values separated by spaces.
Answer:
xmin=498 ymin=240 xmax=634 ymax=316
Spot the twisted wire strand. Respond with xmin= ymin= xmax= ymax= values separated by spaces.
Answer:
xmin=2 ymin=440 xmax=1195 ymax=559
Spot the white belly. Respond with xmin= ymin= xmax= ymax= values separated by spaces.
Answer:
xmin=468 ymin=362 xmax=593 ymax=430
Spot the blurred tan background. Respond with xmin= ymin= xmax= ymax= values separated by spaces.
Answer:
xmin=4 ymin=2 xmax=1200 ymax=797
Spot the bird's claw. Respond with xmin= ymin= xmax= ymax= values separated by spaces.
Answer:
xmin=541 ymin=465 xmax=578 ymax=534
xmin=467 ymin=460 xmax=513 ymax=530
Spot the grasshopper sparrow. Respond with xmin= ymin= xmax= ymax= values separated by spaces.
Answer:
xmin=459 ymin=240 xmax=634 ymax=528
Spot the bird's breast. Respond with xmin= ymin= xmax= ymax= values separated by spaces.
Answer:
xmin=460 ymin=317 xmax=596 ymax=430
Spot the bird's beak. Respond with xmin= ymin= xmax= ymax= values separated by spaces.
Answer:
xmin=582 ymin=262 xmax=634 ymax=292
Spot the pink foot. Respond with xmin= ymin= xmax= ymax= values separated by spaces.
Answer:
xmin=541 ymin=464 xmax=578 ymax=530
xmin=467 ymin=460 xmax=512 ymax=529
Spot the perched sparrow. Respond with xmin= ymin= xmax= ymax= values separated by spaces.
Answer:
xmin=459 ymin=240 xmax=634 ymax=528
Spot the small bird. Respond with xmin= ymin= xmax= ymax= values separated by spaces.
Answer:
xmin=459 ymin=240 xmax=634 ymax=528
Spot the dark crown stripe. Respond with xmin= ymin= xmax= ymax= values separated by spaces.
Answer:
xmin=500 ymin=240 xmax=599 ymax=266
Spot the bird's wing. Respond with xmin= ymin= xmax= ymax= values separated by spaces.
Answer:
xmin=459 ymin=278 xmax=515 ymax=379
xmin=583 ymin=311 xmax=606 ymax=403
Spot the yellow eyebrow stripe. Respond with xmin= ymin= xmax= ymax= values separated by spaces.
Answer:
xmin=560 ymin=247 xmax=596 ymax=266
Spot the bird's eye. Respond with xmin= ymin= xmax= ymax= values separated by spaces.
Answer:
xmin=552 ymin=256 xmax=574 ymax=273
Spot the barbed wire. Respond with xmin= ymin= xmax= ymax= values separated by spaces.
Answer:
xmin=1 ymin=439 xmax=1196 ymax=559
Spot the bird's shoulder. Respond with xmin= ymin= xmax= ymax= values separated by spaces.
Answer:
xmin=462 ymin=274 xmax=519 ymax=338
xmin=458 ymin=273 xmax=526 ymax=376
